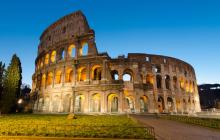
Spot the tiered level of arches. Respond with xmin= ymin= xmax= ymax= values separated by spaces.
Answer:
xmin=32 ymin=11 xmax=201 ymax=114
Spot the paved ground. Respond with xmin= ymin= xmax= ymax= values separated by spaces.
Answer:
xmin=132 ymin=115 xmax=220 ymax=140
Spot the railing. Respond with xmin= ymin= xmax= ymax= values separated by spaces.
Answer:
xmin=160 ymin=115 xmax=220 ymax=129
xmin=0 ymin=124 xmax=155 ymax=139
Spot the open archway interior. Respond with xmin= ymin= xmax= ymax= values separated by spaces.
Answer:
xmin=108 ymin=94 xmax=119 ymax=112
xmin=91 ymin=93 xmax=101 ymax=112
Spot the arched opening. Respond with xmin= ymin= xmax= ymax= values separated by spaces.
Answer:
xmin=55 ymin=70 xmax=62 ymax=84
xmin=140 ymin=96 xmax=148 ymax=113
xmin=63 ymin=94 xmax=71 ymax=113
xmin=156 ymin=75 xmax=162 ymax=89
xmin=123 ymin=69 xmax=133 ymax=82
xmin=165 ymin=75 xmax=171 ymax=90
xmin=173 ymin=76 xmax=178 ymax=90
xmin=92 ymin=65 xmax=102 ymax=80
xmin=183 ymin=99 xmax=187 ymax=112
xmin=146 ymin=74 xmax=154 ymax=89
xmin=36 ymin=62 xmax=40 ymax=70
xmin=40 ymin=59 xmax=44 ymax=68
xmin=78 ymin=67 xmax=87 ymax=81
xmin=41 ymin=74 xmax=46 ymax=87
xmin=50 ymin=51 xmax=56 ymax=63
xmin=179 ymin=77 xmax=185 ymax=91
xmin=189 ymin=81 xmax=194 ymax=93
xmin=193 ymin=82 xmax=196 ymax=94
xmin=111 ymin=70 xmax=119 ymax=80
xmin=108 ymin=93 xmax=119 ymax=113
xmin=185 ymin=80 xmax=189 ymax=93
xmin=65 ymin=68 xmax=73 ymax=83
xmin=68 ymin=44 xmax=76 ymax=58
xmin=75 ymin=95 xmax=85 ymax=113
xmin=158 ymin=96 xmax=165 ymax=113
xmin=176 ymin=99 xmax=181 ymax=113
xmin=47 ymin=72 xmax=53 ymax=86
xmin=154 ymin=65 xmax=161 ymax=73
xmin=167 ymin=97 xmax=174 ymax=112
xmin=188 ymin=97 xmax=191 ymax=109
xmin=126 ymin=96 xmax=135 ymax=113
xmin=91 ymin=93 xmax=101 ymax=112
xmin=45 ymin=54 xmax=50 ymax=65
xmin=52 ymin=96 xmax=59 ymax=112
xmin=80 ymin=42 xmax=88 ymax=56
xmin=60 ymin=49 xmax=65 ymax=60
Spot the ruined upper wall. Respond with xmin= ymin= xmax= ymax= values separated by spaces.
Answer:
xmin=110 ymin=53 xmax=196 ymax=79
xmin=39 ymin=11 xmax=91 ymax=50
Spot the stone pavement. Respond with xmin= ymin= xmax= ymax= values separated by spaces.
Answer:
xmin=132 ymin=115 xmax=220 ymax=140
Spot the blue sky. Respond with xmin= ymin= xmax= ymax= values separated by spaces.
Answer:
xmin=0 ymin=0 xmax=219 ymax=85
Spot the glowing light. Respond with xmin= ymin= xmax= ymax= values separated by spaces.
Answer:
xmin=18 ymin=99 xmax=23 ymax=104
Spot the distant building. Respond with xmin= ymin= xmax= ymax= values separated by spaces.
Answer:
xmin=199 ymin=84 xmax=220 ymax=109
xmin=31 ymin=11 xmax=201 ymax=114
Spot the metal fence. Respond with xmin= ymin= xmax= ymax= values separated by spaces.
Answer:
xmin=0 ymin=124 xmax=155 ymax=139
xmin=161 ymin=115 xmax=220 ymax=129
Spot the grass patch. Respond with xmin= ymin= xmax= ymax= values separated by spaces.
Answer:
xmin=160 ymin=115 xmax=220 ymax=129
xmin=0 ymin=114 xmax=154 ymax=139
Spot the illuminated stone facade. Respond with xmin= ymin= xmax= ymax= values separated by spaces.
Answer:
xmin=32 ymin=11 xmax=201 ymax=114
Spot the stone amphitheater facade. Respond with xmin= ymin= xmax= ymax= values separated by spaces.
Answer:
xmin=32 ymin=11 xmax=201 ymax=114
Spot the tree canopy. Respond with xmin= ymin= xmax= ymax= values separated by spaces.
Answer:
xmin=0 ymin=54 xmax=22 ymax=114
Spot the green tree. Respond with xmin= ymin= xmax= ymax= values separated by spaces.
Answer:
xmin=0 ymin=61 xmax=5 ymax=102
xmin=0 ymin=54 xmax=22 ymax=114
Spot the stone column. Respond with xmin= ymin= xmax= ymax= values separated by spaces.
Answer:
xmin=86 ymin=63 xmax=90 ymax=82
xmin=75 ymin=40 xmax=80 ymax=59
xmin=173 ymin=97 xmax=177 ymax=113
xmin=52 ymin=69 xmax=56 ymax=87
xmin=87 ymin=92 xmax=91 ymax=113
xmin=153 ymin=74 xmax=158 ymax=113
xmin=148 ymin=91 xmax=155 ymax=113
xmin=101 ymin=60 xmax=107 ymax=81
xmin=58 ymin=96 xmax=63 ymax=113
xmin=70 ymin=96 xmax=74 ymax=113
xmin=176 ymin=68 xmax=181 ymax=93
xmin=72 ymin=64 xmax=76 ymax=84
xmin=118 ymin=68 xmax=123 ymax=80
xmin=101 ymin=92 xmax=105 ymax=113
xmin=62 ymin=66 xmax=66 ymax=86
xmin=64 ymin=46 xmax=68 ymax=60
xmin=121 ymin=91 xmax=125 ymax=113
xmin=143 ymin=75 xmax=147 ymax=84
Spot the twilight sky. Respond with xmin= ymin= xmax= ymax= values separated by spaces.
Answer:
xmin=0 ymin=0 xmax=219 ymax=86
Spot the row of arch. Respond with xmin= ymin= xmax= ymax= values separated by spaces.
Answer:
xmin=155 ymin=75 xmax=196 ymax=94
xmin=39 ymin=67 xmax=138 ymax=87
xmin=36 ymin=43 xmax=89 ymax=70
xmin=111 ymin=69 xmax=197 ymax=94
xmin=38 ymin=66 xmax=196 ymax=94
xmin=37 ymin=93 xmax=196 ymax=113
xmin=37 ymin=93 xmax=149 ymax=113
xmin=40 ymin=65 xmax=102 ymax=86
xmin=157 ymin=96 xmax=196 ymax=113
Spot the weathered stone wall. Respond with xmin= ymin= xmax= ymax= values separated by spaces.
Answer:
xmin=32 ymin=11 xmax=201 ymax=114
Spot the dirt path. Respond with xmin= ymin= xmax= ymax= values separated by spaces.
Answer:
xmin=132 ymin=115 xmax=220 ymax=140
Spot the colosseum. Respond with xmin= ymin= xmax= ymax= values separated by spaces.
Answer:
xmin=32 ymin=11 xmax=201 ymax=114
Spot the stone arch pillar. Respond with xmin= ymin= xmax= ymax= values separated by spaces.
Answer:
xmin=62 ymin=66 xmax=66 ymax=86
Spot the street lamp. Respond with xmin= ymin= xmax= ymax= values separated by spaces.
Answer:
xmin=18 ymin=99 xmax=23 ymax=104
